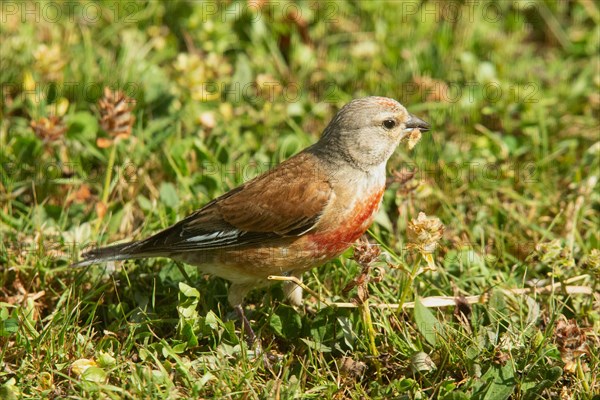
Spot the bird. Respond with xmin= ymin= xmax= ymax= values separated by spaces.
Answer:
xmin=73 ymin=96 xmax=430 ymax=341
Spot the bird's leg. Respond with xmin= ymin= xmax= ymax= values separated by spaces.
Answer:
xmin=282 ymin=271 xmax=303 ymax=307
xmin=228 ymin=283 xmax=262 ymax=350
xmin=268 ymin=275 xmax=331 ymax=307
xmin=234 ymin=304 xmax=257 ymax=348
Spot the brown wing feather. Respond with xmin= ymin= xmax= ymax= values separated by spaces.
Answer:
xmin=126 ymin=151 xmax=332 ymax=254
xmin=217 ymin=152 xmax=331 ymax=233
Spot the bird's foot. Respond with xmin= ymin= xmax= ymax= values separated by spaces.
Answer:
xmin=234 ymin=304 xmax=261 ymax=352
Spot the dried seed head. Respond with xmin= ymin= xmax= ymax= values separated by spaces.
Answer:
xmin=98 ymin=87 xmax=136 ymax=142
xmin=339 ymin=356 xmax=367 ymax=378
xmin=342 ymin=238 xmax=383 ymax=304
xmin=407 ymin=212 xmax=444 ymax=253
xmin=554 ymin=317 xmax=590 ymax=373
xmin=30 ymin=116 xmax=66 ymax=141
xmin=492 ymin=350 xmax=510 ymax=366
xmin=352 ymin=237 xmax=381 ymax=268
xmin=405 ymin=128 xmax=422 ymax=150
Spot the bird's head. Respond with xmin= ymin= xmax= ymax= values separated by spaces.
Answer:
xmin=319 ymin=96 xmax=430 ymax=171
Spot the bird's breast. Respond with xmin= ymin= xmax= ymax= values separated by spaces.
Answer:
xmin=306 ymin=184 xmax=385 ymax=258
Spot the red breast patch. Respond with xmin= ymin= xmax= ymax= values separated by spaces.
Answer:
xmin=308 ymin=187 xmax=385 ymax=257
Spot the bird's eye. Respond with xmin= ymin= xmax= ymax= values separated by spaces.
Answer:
xmin=383 ymin=119 xmax=396 ymax=130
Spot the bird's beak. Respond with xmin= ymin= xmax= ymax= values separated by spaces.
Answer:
xmin=405 ymin=114 xmax=430 ymax=132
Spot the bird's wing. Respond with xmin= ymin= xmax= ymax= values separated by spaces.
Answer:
xmin=126 ymin=152 xmax=333 ymax=254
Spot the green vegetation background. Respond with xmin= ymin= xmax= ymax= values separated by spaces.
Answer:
xmin=1 ymin=1 xmax=598 ymax=398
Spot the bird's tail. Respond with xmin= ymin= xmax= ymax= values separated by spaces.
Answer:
xmin=71 ymin=241 xmax=146 ymax=267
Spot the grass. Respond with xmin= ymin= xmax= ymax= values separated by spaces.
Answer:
xmin=1 ymin=0 xmax=599 ymax=398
